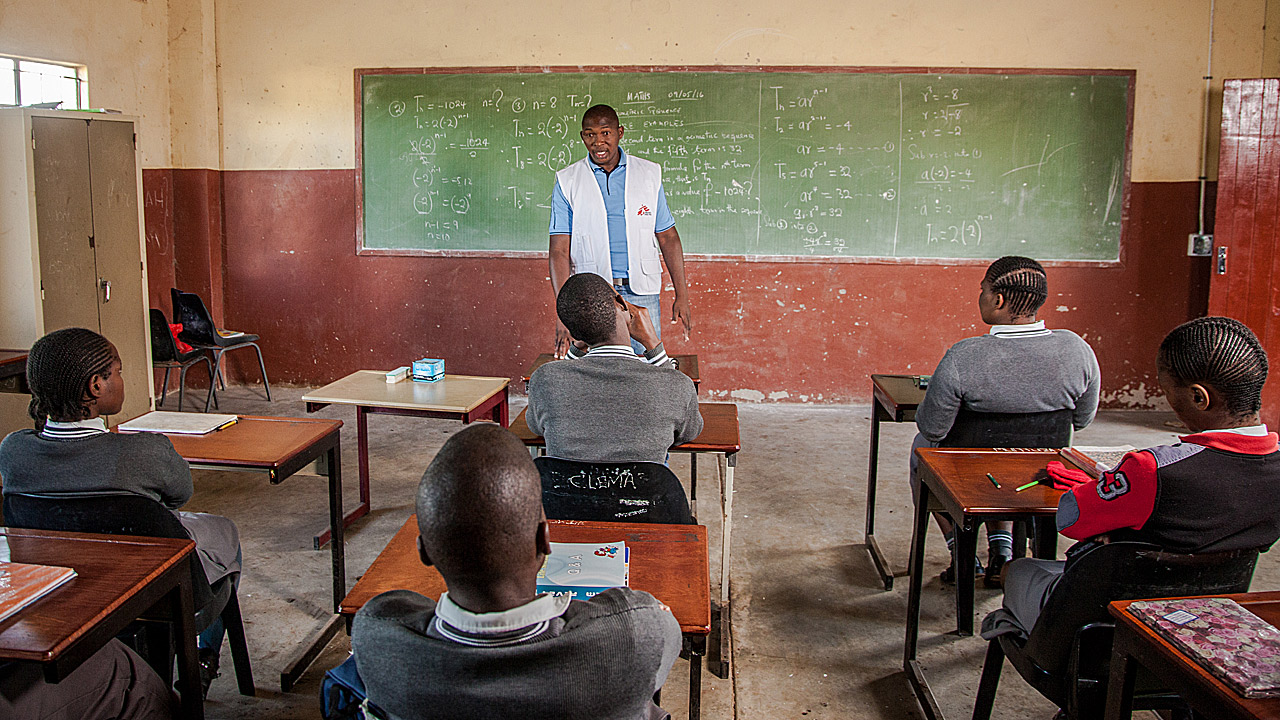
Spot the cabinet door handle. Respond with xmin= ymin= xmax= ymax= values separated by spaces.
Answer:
xmin=99 ymin=278 xmax=111 ymax=303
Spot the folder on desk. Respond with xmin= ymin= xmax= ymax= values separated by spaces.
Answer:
xmin=536 ymin=541 xmax=629 ymax=601
xmin=117 ymin=411 xmax=239 ymax=435
xmin=1128 ymin=597 xmax=1280 ymax=698
xmin=0 ymin=562 xmax=77 ymax=623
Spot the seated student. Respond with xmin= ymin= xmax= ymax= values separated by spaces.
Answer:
xmin=997 ymin=316 xmax=1280 ymax=636
xmin=352 ymin=424 xmax=682 ymax=720
xmin=0 ymin=328 xmax=242 ymax=695
xmin=0 ymin=639 xmax=174 ymax=720
xmin=527 ymin=272 xmax=702 ymax=464
xmin=911 ymin=256 xmax=1100 ymax=586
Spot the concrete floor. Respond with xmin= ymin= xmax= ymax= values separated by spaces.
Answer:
xmin=182 ymin=383 xmax=1278 ymax=719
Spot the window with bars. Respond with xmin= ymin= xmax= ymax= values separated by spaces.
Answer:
xmin=0 ymin=56 xmax=87 ymax=110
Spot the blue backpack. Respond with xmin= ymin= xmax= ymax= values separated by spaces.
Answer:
xmin=321 ymin=653 xmax=387 ymax=720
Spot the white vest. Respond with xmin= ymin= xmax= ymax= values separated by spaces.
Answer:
xmin=555 ymin=154 xmax=664 ymax=295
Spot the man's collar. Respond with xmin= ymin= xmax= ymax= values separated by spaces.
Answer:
xmin=585 ymin=344 xmax=644 ymax=359
xmin=435 ymin=591 xmax=570 ymax=634
xmin=989 ymin=320 xmax=1050 ymax=338
xmin=590 ymin=147 xmax=628 ymax=173
xmin=40 ymin=417 xmax=108 ymax=439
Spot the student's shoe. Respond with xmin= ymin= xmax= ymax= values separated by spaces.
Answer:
xmin=199 ymin=648 xmax=221 ymax=699
xmin=939 ymin=557 xmax=984 ymax=584
xmin=983 ymin=555 xmax=1011 ymax=589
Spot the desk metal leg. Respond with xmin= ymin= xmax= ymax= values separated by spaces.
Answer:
xmin=1033 ymin=517 xmax=1058 ymax=560
xmin=690 ymin=454 xmax=698 ymax=517
xmin=865 ymin=401 xmax=895 ymax=590
xmin=172 ymin=565 xmax=204 ymax=720
xmin=1103 ymin=634 xmax=1138 ymax=720
xmin=904 ymin=483 xmax=945 ymax=720
xmin=955 ymin=525 xmax=977 ymax=636
xmin=314 ymin=407 xmax=372 ymax=549
xmin=688 ymin=634 xmax=705 ymax=720
xmin=282 ymin=442 xmax=347 ymax=692
xmin=719 ymin=452 xmax=735 ymax=608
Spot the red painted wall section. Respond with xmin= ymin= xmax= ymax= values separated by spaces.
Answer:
xmin=171 ymin=169 xmax=227 ymax=325
xmin=141 ymin=169 xmax=175 ymax=316
xmin=145 ymin=169 xmax=1210 ymax=406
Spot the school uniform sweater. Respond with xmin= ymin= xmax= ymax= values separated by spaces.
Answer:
xmin=1057 ymin=428 xmax=1280 ymax=553
xmin=353 ymin=587 xmax=682 ymax=720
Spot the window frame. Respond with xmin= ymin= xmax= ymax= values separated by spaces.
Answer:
xmin=0 ymin=55 xmax=88 ymax=110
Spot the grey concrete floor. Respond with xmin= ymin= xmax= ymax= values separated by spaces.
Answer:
xmin=182 ymin=383 xmax=1278 ymax=719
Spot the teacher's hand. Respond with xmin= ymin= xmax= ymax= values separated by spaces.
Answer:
xmin=554 ymin=320 xmax=572 ymax=358
xmin=671 ymin=295 xmax=693 ymax=341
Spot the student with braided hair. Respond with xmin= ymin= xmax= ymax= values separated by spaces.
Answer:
xmin=991 ymin=316 xmax=1280 ymax=639
xmin=911 ymin=256 xmax=1100 ymax=587
xmin=0 ymin=328 xmax=242 ymax=697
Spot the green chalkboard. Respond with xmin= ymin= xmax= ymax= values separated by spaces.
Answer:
xmin=357 ymin=68 xmax=1132 ymax=261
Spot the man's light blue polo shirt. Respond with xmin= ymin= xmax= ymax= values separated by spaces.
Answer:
xmin=548 ymin=148 xmax=676 ymax=281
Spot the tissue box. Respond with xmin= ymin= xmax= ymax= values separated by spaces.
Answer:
xmin=412 ymin=358 xmax=444 ymax=383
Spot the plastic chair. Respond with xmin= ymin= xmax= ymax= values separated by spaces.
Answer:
xmin=2 ymin=493 xmax=255 ymax=697
xmin=171 ymin=288 xmax=270 ymax=411
xmin=150 ymin=309 xmax=217 ymax=412
xmin=972 ymin=541 xmax=1259 ymax=720
xmin=534 ymin=457 xmax=696 ymax=525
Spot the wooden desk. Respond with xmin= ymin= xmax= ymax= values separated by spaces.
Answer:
xmin=341 ymin=516 xmax=711 ymax=720
xmin=1106 ymin=592 xmax=1280 ymax=720
xmin=0 ymin=528 xmax=203 ymax=719
xmin=905 ymin=449 xmax=1070 ymax=720
xmin=302 ymin=371 xmax=510 ymax=547
xmin=523 ymin=352 xmax=701 ymax=392
xmin=864 ymin=374 xmax=927 ymax=590
xmin=0 ymin=350 xmax=28 ymax=394
xmin=161 ymin=414 xmax=345 ymax=692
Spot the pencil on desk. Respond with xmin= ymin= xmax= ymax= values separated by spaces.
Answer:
xmin=986 ymin=473 xmax=1001 ymax=489
xmin=1015 ymin=480 xmax=1039 ymax=492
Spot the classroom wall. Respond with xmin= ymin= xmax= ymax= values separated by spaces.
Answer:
xmin=3 ymin=0 xmax=1271 ymax=405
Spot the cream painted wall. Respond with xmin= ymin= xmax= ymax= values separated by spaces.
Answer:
xmin=211 ymin=0 xmax=1270 ymax=180
xmin=0 ymin=0 xmax=172 ymax=166
xmin=169 ymin=0 xmax=221 ymax=168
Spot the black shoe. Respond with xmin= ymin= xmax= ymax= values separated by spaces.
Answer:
xmin=939 ymin=557 xmax=984 ymax=584
xmin=983 ymin=555 xmax=1010 ymax=589
xmin=198 ymin=648 xmax=220 ymax=699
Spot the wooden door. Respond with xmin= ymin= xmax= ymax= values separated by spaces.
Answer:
xmin=1211 ymin=79 xmax=1280 ymax=428
xmin=30 ymin=116 xmax=97 ymax=334
xmin=88 ymin=119 xmax=150 ymax=422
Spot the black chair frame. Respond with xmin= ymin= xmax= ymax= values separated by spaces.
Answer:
xmin=150 ymin=308 xmax=217 ymax=412
xmin=171 ymin=288 xmax=270 ymax=411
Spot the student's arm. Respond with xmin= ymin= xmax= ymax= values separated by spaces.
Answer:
xmin=674 ymin=384 xmax=703 ymax=445
xmin=1072 ymin=342 xmax=1102 ymax=430
xmin=526 ymin=374 xmax=546 ymax=437
xmin=549 ymin=179 xmax=574 ymax=357
xmin=1056 ymin=450 xmax=1158 ymax=540
xmin=146 ymin=435 xmax=194 ymax=509
xmin=914 ymin=350 xmax=962 ymax=444
xmin=655 ymin=227 xmax=691 ymax=341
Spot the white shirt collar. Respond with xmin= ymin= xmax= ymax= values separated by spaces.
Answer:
xmin=1197 ymin=424 xmax=1270 ymax=437
xmin=435 ymin=591 xmax=570 ymax=634
xmin=989 ymin=320 xmax=1050 ymax=338
xmin=585 ymin=344 xmax=643 ymax=359
xmin=43 ymin=417 xmax=108 ymax=432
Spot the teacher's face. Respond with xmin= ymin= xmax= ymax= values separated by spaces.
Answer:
xmin=580 ymin=120 xmax=624 ymax=170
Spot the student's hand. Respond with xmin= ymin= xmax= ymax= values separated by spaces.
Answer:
xmin=625 ymin=301 xmax=660 ymax=351
xmin=554 ymin=320 xmax=572 ymax=358
xmin=671 ymin=295 xmax=692 ymax=342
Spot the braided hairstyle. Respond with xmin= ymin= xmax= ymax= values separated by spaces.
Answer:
xmin=1158 ymin=316 xmax=1268 ymax=418
xmin=984 ymin=256 xmax=1048 ymax=318
xmin=26 ymin=327 xmax=116 ymax=428
xmin=556 ymin=273 xmax=618 ymax=346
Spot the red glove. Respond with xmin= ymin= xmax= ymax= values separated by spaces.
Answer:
xmin=1046 ymin=461 xmax=1092 ymax=490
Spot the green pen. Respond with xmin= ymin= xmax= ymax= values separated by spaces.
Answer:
xmin=986 ymin=473 xmax=1001 ymax=489
xmin=1015 ymin=479 xmax=1040 ymax=492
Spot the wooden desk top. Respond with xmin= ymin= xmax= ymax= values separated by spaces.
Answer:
xmin=523 ymin=353 xmax=700 ymax=385
xmin=1110 ymin=591 xmax=1280 ymax=719
xmin=871 ymin=374 xmax=927 ymax=421
xmin=341 ymin=516 xmax=711 ymax=634
xmin=302 ymin=371 xmax=509 ymax=413
xmin=509 ymin=402 xmax=740 ymax=454
xmin=915 ymin=449 xmax=1071 ymax=518
xmin=0 ymin=528 xmax=194 ymax=663
xmin=162 ymin=414 xmax=342 ymax=470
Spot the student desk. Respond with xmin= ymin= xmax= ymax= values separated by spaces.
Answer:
xmin=301 ymin=371 xmax=510 ymax=547
xmin=0 ymin=528 xmax=204 ymax=719
xmin=340 ymin=516 xmax=712 ymax=720
xmin=0 ymin=350 xmax=28 ymax=393
xmin=522 ymin=352 xmax=701 ymax=392
xmin=1105 ymin=591 xmax=1280 ymax=720
xmin=905 ymin=448 xmax=1069 ymax=720
xmin=162 ymin=414 xmax=345 ymax=692
xmin=864 ymin=373 xmax=927 ymax=590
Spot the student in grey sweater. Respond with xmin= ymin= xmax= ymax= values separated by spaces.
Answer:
xmin=0 ymin=328 xmax=242 ymax=696
xmin=527 ymin=273 xmax=702 ymax=464
xmin=911 ymin=257 xmax=1100 ymax=586
xmin=352 ymin=424 xmax=682 ymax=720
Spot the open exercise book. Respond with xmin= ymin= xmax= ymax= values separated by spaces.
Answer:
xmin=0 ymin=562 xmax=77 ymax=623
xmin=1059 ymin=445 xmax=1137 ymax=478
xmin=1128 ymin=597 xmax=1280 ymax=699
xmin=536 ymin=542 xmax=629 ymax=601
xmin=117 ymin=411 xmax=238 ymax=435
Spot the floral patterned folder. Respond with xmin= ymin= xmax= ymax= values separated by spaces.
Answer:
xmin=1127 ymin=597 xmax=1280 ymax=699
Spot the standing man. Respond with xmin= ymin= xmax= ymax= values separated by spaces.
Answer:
xmin=549 ymin=104 xmax=692 ymax=357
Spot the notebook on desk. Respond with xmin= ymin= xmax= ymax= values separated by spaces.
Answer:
xmin=536 ymin=541 xmax=629 ymax=601
xmin=1060 ymin=445 xmax=1137 ymax=478
xmin=117 ymin=411 xmax=238 ymax=435
xmin=0 ymin=562 xmax=77 ymax=623
xmin=1128 ymin=597 xmax=1280 ymax=699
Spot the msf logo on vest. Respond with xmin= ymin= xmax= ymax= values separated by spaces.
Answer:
xmin=636 ymin=205 xmax=653 ymax=217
